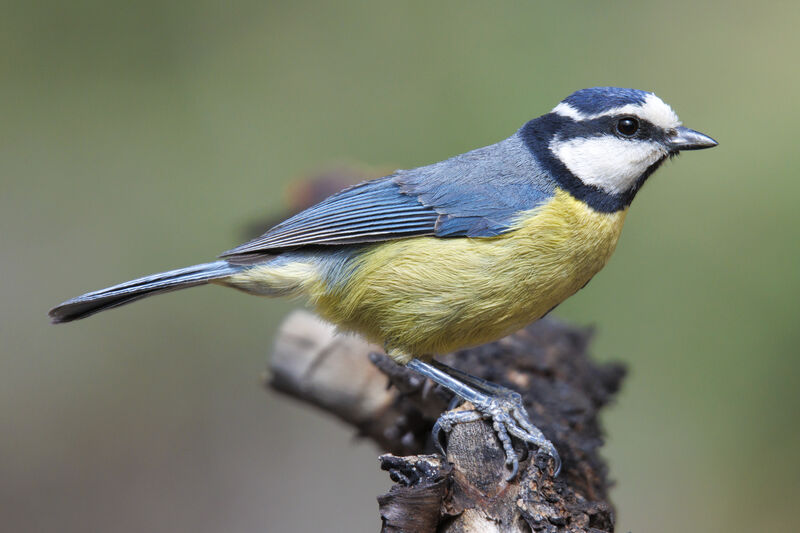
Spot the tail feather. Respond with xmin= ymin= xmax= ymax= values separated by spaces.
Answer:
xmin=49 ymin=261 xmax=242 ymax=324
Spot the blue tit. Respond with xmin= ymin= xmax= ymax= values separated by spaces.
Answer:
xmin=50 ymin=87 xmax=717 ymax=478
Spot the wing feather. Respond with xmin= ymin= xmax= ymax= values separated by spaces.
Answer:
xmin=221 ymin=177 xmax=439 ymax=256
xmin=220 ymin=133 xmax=556 ymax=259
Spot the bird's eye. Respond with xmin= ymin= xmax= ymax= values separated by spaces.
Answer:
xmin=616 ymin=117 xmax=639 ymax=136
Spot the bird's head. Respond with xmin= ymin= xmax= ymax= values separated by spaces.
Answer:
xmin=522 ymin=87 xmax=717 ymax=211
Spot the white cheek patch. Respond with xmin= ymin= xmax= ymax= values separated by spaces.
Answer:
xmin=550 ymin=135 xmax=667 ymax=195
xmin=552 ymin=93 xmax=681 ymax=130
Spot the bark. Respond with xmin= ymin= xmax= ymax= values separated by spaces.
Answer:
xmin=268 ymin=310 xmax=625 ymax=532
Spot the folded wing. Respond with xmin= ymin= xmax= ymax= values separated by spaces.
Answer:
xmin=221 ymin=136 xmax=555 ymax=259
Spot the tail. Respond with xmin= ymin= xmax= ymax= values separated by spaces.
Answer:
xmin=49 ymin=261 xmax=243 ymax=324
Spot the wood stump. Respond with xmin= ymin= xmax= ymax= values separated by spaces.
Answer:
xmin=268 ymin=310 xmax=625 ymax=532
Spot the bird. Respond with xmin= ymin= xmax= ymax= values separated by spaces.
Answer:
xmin=49 ymin=87 xmax=717 ymax=479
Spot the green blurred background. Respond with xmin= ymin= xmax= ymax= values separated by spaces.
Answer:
xmin=2 ymin=1 xmax=799 ymax=531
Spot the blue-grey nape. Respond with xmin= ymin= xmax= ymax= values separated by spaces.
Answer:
xmin=561 ymin=87 xmax=650 ymax=114
xmin=394 ymin=133 xmax=555 ymax=237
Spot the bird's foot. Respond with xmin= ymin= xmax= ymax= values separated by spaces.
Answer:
xmin=433 ymin=389 xmax=560 ymax=481
xmin=405 ymin=358 xmax=560 ymax=480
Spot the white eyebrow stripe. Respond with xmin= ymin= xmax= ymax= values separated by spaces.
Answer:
xmin=551 ymin=93 xmax=681 ymax=130
xmin=551 ymin=102 xmax=587 ymax=120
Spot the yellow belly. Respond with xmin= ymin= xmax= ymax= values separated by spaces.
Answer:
xmin=310 ymin=189 xmax=627 ymax=362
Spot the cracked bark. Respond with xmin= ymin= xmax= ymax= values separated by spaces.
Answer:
xmin=268 ymin=310 xmax=625 ymax=532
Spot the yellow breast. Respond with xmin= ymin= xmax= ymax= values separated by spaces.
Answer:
xmin=311 ymin=189 xmax=628 ymax=362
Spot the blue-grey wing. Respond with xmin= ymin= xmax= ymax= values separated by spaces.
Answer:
xmin=220 ymin=177 xmax=440 ymax=256
xmin=220 ymin=132 xmax=555 ymax=257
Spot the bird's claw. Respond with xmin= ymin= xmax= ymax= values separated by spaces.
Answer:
xmin=433 ymin=393 xmax=560 ymax=480
xmin=433 ymin=409 xmax=482 ymax=457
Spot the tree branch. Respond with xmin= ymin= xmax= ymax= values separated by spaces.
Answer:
xmin=267 ymin=310 xmax=625 ymax=532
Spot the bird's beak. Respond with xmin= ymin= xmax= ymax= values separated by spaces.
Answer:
xmin=668 ymin=126 xmax=718 ymax=152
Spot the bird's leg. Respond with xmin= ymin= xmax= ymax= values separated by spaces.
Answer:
xmin=430 ymin=359 xmax=532 ymax=461
xmin=431 ymin=359 xmax=521 ymax=398
xmin=405 ymin=358 xmax=560 ymax=480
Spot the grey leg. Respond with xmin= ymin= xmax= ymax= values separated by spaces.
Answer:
xmin=406 ymin=358 xmax=561 ymax=479
xmin=431 ymin=359 xmax=520 ymax=397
